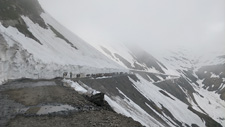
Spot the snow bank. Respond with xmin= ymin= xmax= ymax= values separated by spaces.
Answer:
xmin=62 ymin=79 xmax=100 ymax=95
xmin=62 ymin=79 xmax=87 ymax=94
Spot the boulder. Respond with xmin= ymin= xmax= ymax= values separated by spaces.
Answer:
xmin=88 ymin=93 xmax=105 ymax=106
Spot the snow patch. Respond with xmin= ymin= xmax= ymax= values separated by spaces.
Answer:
xmin=62 ymin=79 xmax=100 ymax=95
xmin=222 ymin=78 xmax=225 ymax=82
xmin=210 ymin=73 xmax=220 ymax=78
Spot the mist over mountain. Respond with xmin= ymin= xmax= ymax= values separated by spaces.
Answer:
xmin=0 ymin=0 xmax=225 ymax=127
xmin=39 ymin=0 xmax=225 ymax=57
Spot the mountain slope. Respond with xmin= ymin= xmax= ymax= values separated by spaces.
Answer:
xmin=86 ymin=42 xmax=225 ymax=126
xmin=0 ymin=0 xmax=125 ymax=84
xmin=91 ymin=42 xmax=179 ymax=76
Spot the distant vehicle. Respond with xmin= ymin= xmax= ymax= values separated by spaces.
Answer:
xmin=80 ymin=73 xmax=86 ymax=78
xmin=70 ymin=72 xmax=72 ymax=78
xmin=96 ymin=73 xmax=103 ymax=77
xmin=63 ymin=72 xmax=68 ymax=78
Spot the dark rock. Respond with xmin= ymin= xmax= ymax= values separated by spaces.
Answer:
xmin=88 ymin=93 xmax=105 ymax=106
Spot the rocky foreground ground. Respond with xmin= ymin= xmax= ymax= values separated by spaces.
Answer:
xmin=0 ymin=78 xmax=143 ymax=127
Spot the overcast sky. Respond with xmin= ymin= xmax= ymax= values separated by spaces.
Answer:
xmin=38 ymin=0 xmax=225 ymax=54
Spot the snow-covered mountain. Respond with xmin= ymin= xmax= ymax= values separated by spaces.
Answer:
xmin=1 ymin=0 xmax=225 ymax=127
xmin=0 ymin=0 xmax=125 ymax=84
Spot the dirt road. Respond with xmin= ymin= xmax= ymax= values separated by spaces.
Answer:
xmin=0 ymin=78 xmax=143 ymax=127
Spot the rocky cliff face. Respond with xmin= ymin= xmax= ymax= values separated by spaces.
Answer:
xmin=0 ymin=0 xmax=46 ymax=43
xmin=0 ymin=0 xmax=45 ymax=27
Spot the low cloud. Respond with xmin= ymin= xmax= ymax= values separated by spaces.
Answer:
xmin=39 ymin=0 xmax=225 ymax=54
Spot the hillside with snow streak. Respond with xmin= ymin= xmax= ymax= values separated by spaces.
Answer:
xmin=70 ymin=72 xmax=224 ymax=127
xmin=83 ymin=33 xmax=225 ymax=127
